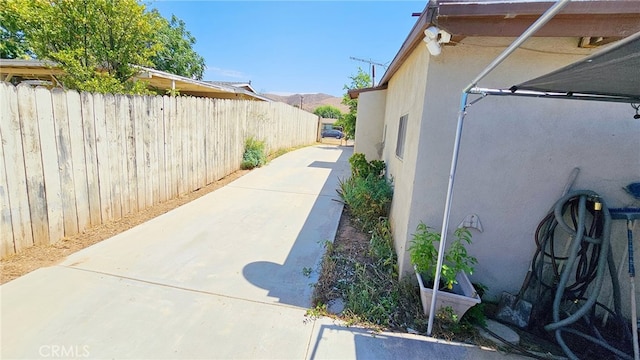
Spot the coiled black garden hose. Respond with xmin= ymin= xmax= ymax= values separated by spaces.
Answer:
xmin=528 ymin=190 xmax=631 ymax=359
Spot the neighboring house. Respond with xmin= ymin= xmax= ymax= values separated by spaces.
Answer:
xmin=0 ymin=59 xmax=270 ymax=101
xmin=205 ymin=80 xmax=258 ymax=94
xmin=351 ymin=0 xmax=640 ymax=305
xmin=320 ymin=117 xmax=340 ymax=130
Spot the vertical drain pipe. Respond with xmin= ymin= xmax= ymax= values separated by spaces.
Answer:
xmin=426 ymin=0 xmax=571 ymax=336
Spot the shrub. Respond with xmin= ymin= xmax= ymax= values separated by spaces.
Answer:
xmin=338 ymin=154 xmax=393 ymax=230
xmin=349 ymin=153 xmax=385 ymax=179
xmin=241 ymin=137 xmax=266 ymax=169
xmin=338 ymin=175 xmax=393 ymax=230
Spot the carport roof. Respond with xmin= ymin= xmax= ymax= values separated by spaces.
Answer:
xmin=0 ymin=59 xmax=270 ymax=101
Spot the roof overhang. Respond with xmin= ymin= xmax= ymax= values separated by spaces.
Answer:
xmin=436 ymin=0 xmax=640 ymax=38
xmin=378 ymin=0 xmax=640 ymax=87
xmin=0 ymin=59 xmax=65 ymax=83
xmin=347 ymin=84 xmax=388 ymax=100
xmin=134 ymin=66 xmax=270 ymax=101
xmin=0 ymin=59 xmax=269 ymax=101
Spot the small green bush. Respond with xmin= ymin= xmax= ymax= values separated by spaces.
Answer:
xmin=338 ymin=175 xmax=393 ymax=230
xmin=338 ymin=153 xmax=393 ymax=230
xmin=349 ymin=153 xmax=385 ymax=179
xmin=409 ymin=223 xmax=477 ymax=290
xmin=241 ymin=137 xmax=266 ymax=169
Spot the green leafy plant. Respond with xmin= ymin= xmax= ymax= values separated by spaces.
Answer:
xmin=348 ymin=153 xmax=385 ymax=179
xmin=409 ymin=223 xmax=477 ymax=290
xmin=241 ymin=137 xmax=266 ymax=169
xmin=369 ymin=218 xmax=397 ymax=272
xmin=338 ymin=176 xmax=393 ymax=230
xmin=337 ymin=154 xmax=392 ymax=230
xmin=304 ymin=303 xmax=328 ymax=322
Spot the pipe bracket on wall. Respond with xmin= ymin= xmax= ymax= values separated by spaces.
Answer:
xmin=458 ymin=214 xmax=483 ymax=232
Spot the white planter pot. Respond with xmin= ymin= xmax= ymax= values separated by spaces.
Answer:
xmin=415 ymin=270 xmax=481 ymax=320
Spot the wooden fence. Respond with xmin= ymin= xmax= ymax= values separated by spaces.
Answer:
xmin=0 ymin=82 xmax=318 ymax=258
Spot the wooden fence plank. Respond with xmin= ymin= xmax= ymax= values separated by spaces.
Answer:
xmin=1 ymin=83 xmax=31 ymax=255
xmin=176 ymin=95 xmax=183 ymax=196
xmin=192 ymin=97 xmax=200 ymax=189
xmin=124 ymin=96 xmax=138 ymax=213
xmin=66 ymin=90 xmax=90 ymax=233
xmin=0 ymin=132 xmax=14 ymax=257
xmin=51 ymin=88 xmax=79 ymax=237
xmin=35 ymin=87 xmax=64 ymax=243
xmin=133 ymin=96 xmax=146 ymax=210
xmin=215 ymin=100 xmax=223 ymax=181
xmin=116 ymin=95 xmax=131 ymax=216
xmin=93 ymin=93 xmax=112 ymax=222
xmin=142 ymin=96 xmax=153 ymax=207
xmin=198 ymin=97 xmax=207 ymax=189
xmin=221 ymin=101 xmax=228 ymax=177
xmin=193 ymin=97 xmax=202 ymax=189
xmin=80 ymin=92 xmax=102 ymax=226
xmin=0 ymin=84 xmax=16 ymax=257
xmin=163 ymin=96 xmax=176 ymax=199
xmin=204 ymin=99 xmax=214 ymax=184
xmin=17 ymin=85 xmax=49 ymax=245
xmin=192 ymin=96 xmax=200 ymax=191
xmin=148 ymin=96 xmax=159 ymax=205
xmin=180 ymin=95 xmax=188 ymax=195
xmin=186 ymin=97 xmax=195 ymax=192
xmin=104 ymin=94 xmax=122 ymax=219
xmin=157 ymin=96 xmax=167 ymax=203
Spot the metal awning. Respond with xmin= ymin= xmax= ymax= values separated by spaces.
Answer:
xmin=511 ymin=30 xmax=640 ymax=102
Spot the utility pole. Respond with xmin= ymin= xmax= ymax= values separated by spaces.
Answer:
xmin=349 ymin=57 xmax=388 ymax=87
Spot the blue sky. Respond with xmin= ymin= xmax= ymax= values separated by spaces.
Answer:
xmin=150 ymin=1 xmax=425 ymax=96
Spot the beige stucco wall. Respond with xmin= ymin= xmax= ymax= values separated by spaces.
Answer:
xmin=354 ymin=90 xmax=387 ymax=160
xmin=379 ymin=44 xmax=431 ymax=274
xmin=376 ymin=37 xmax=640 ymax=311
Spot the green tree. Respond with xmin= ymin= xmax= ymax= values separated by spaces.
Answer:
xmin=313 ymin=105 xmax=342 ymax=119
xmin=150 ymin=12 xmax=206 ymax=80
xmin=3 ymin=0 xmax=206 ymax=94
xmin=0 ymin=0 xmax=32 ymax=58
xmin=336 ymin=67 xmax=371 ymax=139
xmin=11 ymin=0 xmax=160 ymax=93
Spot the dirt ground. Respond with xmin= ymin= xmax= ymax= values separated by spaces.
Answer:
xmin=0 ymin=170 xmax=249 ymax=285
xmin=312 ymin=208 xmax=371 ymax=305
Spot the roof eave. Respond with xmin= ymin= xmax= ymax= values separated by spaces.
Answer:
xmin=378 ymin=3 xmax=435 ymax=86
xmin=348 ymin=84 xmax=389 ymax=100
xmin=377 ymin=0 xmax=640 ymax=87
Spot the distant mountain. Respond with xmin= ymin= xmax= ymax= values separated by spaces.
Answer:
xmin=262 ymin=93 xmax=349 ymax=114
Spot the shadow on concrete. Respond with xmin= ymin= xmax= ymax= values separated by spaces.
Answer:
xmin=242 ymin=146 xmax=352 ymax=308
xmin=307 ymin=323 xmax=473 ymax=360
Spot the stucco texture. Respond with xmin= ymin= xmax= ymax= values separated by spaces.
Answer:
xmin=354 ymin=89 xmax=387 ymax=160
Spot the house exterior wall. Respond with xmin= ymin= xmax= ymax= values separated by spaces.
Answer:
xmin=379 ymin=44 xmax=430 ymax=274
xmin=354 ymin=89 xmax=387 ymax=160
xmin=378 ymin=37 xmax=640 ymax=309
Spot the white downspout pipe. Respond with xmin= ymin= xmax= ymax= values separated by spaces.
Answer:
xmin=426 ymin=0 xmax=571 ymax=336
